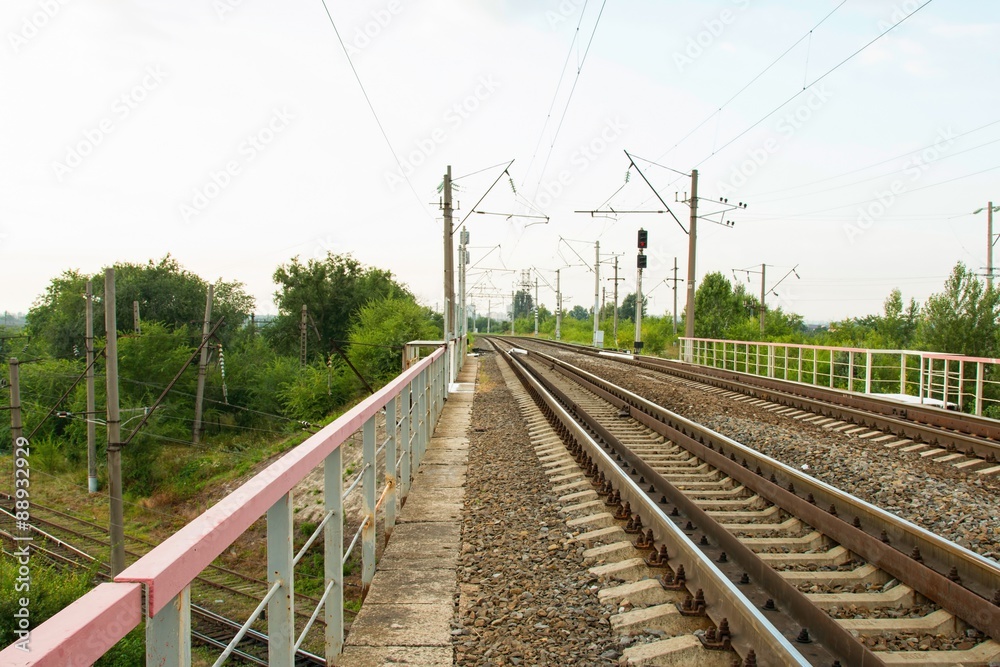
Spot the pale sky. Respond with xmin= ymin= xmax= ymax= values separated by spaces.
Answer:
xmin=2 ymin=0 xmax=998 ymax=324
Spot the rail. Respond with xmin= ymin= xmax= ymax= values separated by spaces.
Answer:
xmin=681 ymin=337 xmax=1000 ymax=418
xmin=1 ymin=343 xmax=451 ymax=667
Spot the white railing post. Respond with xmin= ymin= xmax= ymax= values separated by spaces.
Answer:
xmin=797 ymin=347 xmax=802 ymax=382
xmin=146 ymin=586 xmax=192 ymax=667
xmin=325 ymin=446 xmax=344 ymax=658
xmin=267 ymin=492 xmax=294 ymax=666
xmin=417 ymin=368 xmax=429 ymax=468
xmin=900 ymin=353 xmax=907 ymax=395
xmin=361 ymin=415 xmax=377 ymax=594
xmin=400 ymin=384 xmax=412 ymax=499
xmin=848 ymin=351 xmax=855 ymax=392
xmin=865 ymin=352 xmax=872 ymax=394
xmin=385 ymin=395 xmax=398 ymax=541
xmin=958 ymin=360 xmax=965 ymax=410
xmin=919 ymin=356 xmax=926 ymax=404
xmin=976 ymin=362 xmax=985 ymax=416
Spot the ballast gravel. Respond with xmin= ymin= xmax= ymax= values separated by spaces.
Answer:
xmin=454 ymin=351 xmax=623 ymax=666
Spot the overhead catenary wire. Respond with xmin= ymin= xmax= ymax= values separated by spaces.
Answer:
xmin=529 ymin=0 xmax=609 ymax=206
xmin=316 ymin=0 xmax=434 ymax=223
xmin=692 ymin=0 xmax=936 ymax=169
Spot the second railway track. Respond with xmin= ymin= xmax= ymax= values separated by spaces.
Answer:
xmin=485 ymin=336 xmax=1000 ymax=665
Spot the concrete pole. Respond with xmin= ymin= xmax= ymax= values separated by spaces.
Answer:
xmin=104 ymin=268 xmax=125 ymax=577
xmin=85 ymin=280 xmax=98 ymax=493
xmin=487 ymin=298 xmax=491 ymax=334
xmin=443 ymin=166 xmax=454 ymax=381
xmin=593 ymin=241 xmax=600 ymax=347
xmin=613 ymin=256 xmax=619 ymax=345
xmin=760 ymin=263 xmax=766 ymax=334
xmin=684 ymin=169 xmax=698 ymax=358
xmin=192 ymin=285 xmax=213 ymax=445
xmin=672 ymin=257 xmax=679 ymax=335
xmin=534 ymin=277 xmax=539 ymax=336
xmin=988 ymin=201 xmax=994 ymax=292
xmin=511 ymin=291 xmax=515 ymax=335
xmin=555 ymin=269 xmax=562 ymax=341
xmin=132 ymin=300 xmax=140 ymax=334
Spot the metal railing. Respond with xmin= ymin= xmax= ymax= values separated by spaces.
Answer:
xmin=2 ymin=344 xmax=450 ymax=667
xmin=680 ymin=337 xmax=1000 ymax=418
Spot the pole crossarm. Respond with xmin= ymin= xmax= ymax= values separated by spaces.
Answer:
xmin=455 ymin=159 xmax=516 ymax=232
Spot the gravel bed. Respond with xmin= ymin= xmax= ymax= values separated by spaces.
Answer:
xmin=542 ymin=348 xmax=1000 ymax=563
xmin=860 ymin=631 xmax=986 ymax=652
xmin=454 ymin=352 xmax=625 ymax=666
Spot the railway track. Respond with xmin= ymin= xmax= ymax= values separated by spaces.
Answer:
xmin=485 ymin=337 xmax=1000 ymax=665
xmin=0 ymin=495 xmax=327 ymax=664
xmin=511 ymin=337 xmax=1000 ymax=469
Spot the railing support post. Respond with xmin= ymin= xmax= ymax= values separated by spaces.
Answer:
xmin=325 ymin=447 xmax=344 ymax=658
xmin=361 ymin=415 xmax=377 ymax=594
xmin=400 ymin=384 xmax=412 ymax=499
xmin=865 ymin=353 xmax=873 ymax=394
xmin=976 ymin=362 xmax=984 ymax=416
xmin=385 ymin=395 xmax=398 ymax=541
xmin=146 ymin=586 xmax=191 ymax=667
xmin=267 ymin=492 xmax=294 ymax=666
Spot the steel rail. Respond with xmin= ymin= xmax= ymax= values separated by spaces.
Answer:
xmin=505 ymin=340 xmax=1000 ymax=643
xmin=519 ymin=337 xmax=1000 ymax=461
xmin=492 ymin=342 xmax=814 ymax=667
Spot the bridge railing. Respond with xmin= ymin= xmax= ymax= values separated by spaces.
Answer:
xmin=2 ymin=344 xmax=448 ymax=667
xmin=679 ymin=337 xmax=1000 ymax=418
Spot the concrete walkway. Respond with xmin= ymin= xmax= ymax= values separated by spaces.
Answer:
xmin=338 ymin=355 xmax=478 ymax=666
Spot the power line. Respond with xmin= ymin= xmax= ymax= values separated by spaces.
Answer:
xmin=694 ymin=0 xmax=936 ymax=169
xmin=316 ymin=0 xmax=434 ymax=222
xmin=529 ymin=0 xmax=609 ymax=205
xmin=652 ymin=1 xmax=847 ymax=165
xmin=751 ymin=125 xmax=1000 ymax=202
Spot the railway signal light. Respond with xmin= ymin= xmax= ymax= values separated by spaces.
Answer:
xmin=637 ymin=228 xmax=648 ymax=249
xmin=637 ymin=254 xmax=647 ymax=269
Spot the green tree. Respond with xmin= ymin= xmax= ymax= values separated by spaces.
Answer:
xmin=568 ymin=305 xmax=589 ymax=321
xmin=347 ymin=297 xmax=440 ymax=385
xmin=269 ymin=253 xmax=411 ymax=359
xmin=692 ymin=272 xmax=752 ymax=338
xmin=619 ymin=293 xmax=648 ymax=321
xmin=919 ymin=262 xmax=1000 ymax=357
xmin=25 ymin=257 xmax=254 ymax=358
xmin=512 ymin=290 xmax=534 ymax=320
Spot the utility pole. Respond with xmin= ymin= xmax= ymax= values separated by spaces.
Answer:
xmin=85 ymin=280 xmax=98 ymax=493
xmin=534 ymin=277 xmax=539 ymax=336
xmin=555 ymin=269 xmax=562 ymax=341
xmin=192 ymin=285 xmax=213 ymax=445
xmin=486 ymin=298 xmax=491 ymax=334
xmin=609 ymin=256 xmax=623 ymax=346
xmin=460 ymin=229 xmax=470 ymax=339
xmin=684 ymin=169 xmax=698 ymax=359
xmin=989 ymin=201 xmax=995 ymax=292
xmin=104 ymin=268 xmax=125 ymax=577
xmin=132 ymin=300 xmax=140 ymax=334
xmin=299 ymin=304 xmax=308 ymax=368
xmin=442 ymin=166 xmax=455 ymax=382
xmin=511 ymin=290 xmax=515 ymax=335
xmin=673 ymin=258 xmax=679 ymax=335
xmin=759 ymin=263 xmax=766 ymax=334
xmin=593 ymin=241 xmax=600 ymax=347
